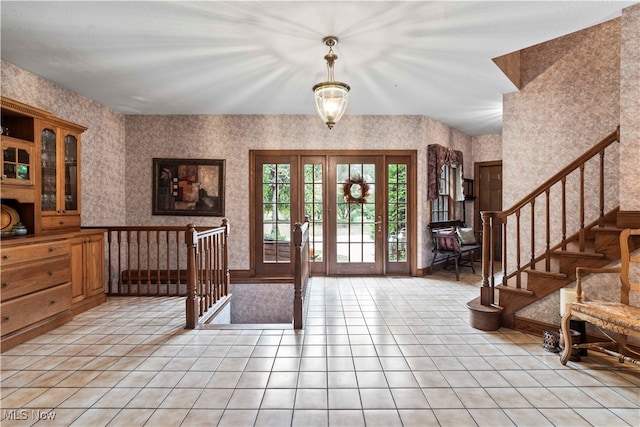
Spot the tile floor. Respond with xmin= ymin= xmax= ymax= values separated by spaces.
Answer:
xmin=1 ymin=274 xmax=639 ymax=427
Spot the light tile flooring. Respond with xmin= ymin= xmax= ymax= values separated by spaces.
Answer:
xmin=1 ymin=273 xmax=639 ymax=427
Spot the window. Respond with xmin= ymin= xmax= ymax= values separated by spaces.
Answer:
xmin=304 ymin=163 xmax=324 ymax=262
xmin=431 ymin=165 xmax=452 ymax=221
xmin=387 ymin=163 xmax=407 ymax=262
xmin=262 ymin=163 xmax=291 ymax=264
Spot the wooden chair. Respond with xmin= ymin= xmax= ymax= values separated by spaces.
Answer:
xmin=560 ymin=228 xmax=640 ymax=365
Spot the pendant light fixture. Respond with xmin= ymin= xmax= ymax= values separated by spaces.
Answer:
xmin=312 ymin=36 xmax=350 ymax=129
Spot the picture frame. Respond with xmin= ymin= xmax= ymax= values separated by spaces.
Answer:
xmin=152 ymin=158 xmax=225 ymax=216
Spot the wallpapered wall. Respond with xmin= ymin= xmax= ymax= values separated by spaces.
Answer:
xmin=1 ymin=61 xmax=127 ymax=226
xmin=1 ymin=59 xmax=481 ymax=271
xmin=504 ymin=10 xmax=639 ymax=325
xmin=124 ymin=114 xmax=473 ymax=270
xmin=620 ymin=3 xmax=640 ymax=211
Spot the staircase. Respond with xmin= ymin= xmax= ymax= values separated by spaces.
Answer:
xmin=468 ymin=127 xmax=623 ymax=330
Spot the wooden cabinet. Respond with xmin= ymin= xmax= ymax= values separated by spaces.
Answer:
xmin=0 ymin=236 xmax=74 ymax=350
xmin=38 ymin=120 xmax=85 ymax=234
xmin=2 ymin=136 xmax=35 ymax=189
xmin=1 ymin=230 xmax=106 ymax=351
xmin=1 ymin=98 xmax=49 ymax=216
xmin=1 ymin=97 xmax=86 ymax=236
xmin=1 ymin=97 xmax=100 ymax=352
xmin=70 ymin=232 xmax=106 ymax=308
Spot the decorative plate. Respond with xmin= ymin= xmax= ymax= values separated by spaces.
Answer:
xmin=1 ymin=204 xmax=20 ymax=231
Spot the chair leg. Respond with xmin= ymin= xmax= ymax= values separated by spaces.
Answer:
xmin=429 ymin=252 xmax=437 ymax=273
xmin=560 ymin=310 xmax=573 ymax=365
xmin=454 ymin=255 xmax=460 ymax=281
xmin=469 ymin=251 xmax=475 ymax=273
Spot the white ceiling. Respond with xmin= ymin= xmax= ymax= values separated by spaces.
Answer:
xmin=1 ymin=1 xmax=636 ymax=136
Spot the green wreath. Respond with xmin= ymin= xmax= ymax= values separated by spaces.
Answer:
xmin=342 ymin=175 xmax=370 ymax=204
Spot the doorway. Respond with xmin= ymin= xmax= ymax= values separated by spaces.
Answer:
xmin=251 ymin=151 xmax=415 ymax=276
xmin=474 ymin=161 xmax=502 ymax=261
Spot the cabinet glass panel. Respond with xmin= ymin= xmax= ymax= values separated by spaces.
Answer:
xmin=41 ymin=128 xmax=57 ymax=212
xmin=3 ymin=146 xmax=30 ymax=181
xmin=64 ymin=134 xmax=78 ymax=211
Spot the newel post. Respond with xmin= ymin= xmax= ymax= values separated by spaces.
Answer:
xmin=293 ymin=222 xmax=303 ymax=329
xmin=480 ymin=212 xmax=494 ymax=306
xmin=221 ymin=218 xmax=230 ymax=297
xmin=185 ymin=224 xmax=199 ymax=329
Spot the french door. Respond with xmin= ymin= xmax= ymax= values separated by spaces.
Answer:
xmin=252 ymin=151 xmax=414 ymax=276
xmin=328 ymin=156 xmax=383 ymax=274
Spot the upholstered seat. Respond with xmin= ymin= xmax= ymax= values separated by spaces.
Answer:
xmin=569 ymin=301 xmax=640 ymax=337
xmin=560 ymin=228 xmax=640 ymax=366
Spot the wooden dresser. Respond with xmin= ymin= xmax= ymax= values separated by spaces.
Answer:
xmin=1 ymin=97 xmax=106 ymax=351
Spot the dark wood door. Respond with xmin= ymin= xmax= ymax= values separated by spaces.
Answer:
xmin=475 ymin=162 xmax=502 ymax=261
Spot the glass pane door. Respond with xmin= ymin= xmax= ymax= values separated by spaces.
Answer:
xmin=64 ymin=133 xmax=79 ymax=211
xmin=329 ymin=156 xmax=383 ymax=275
xmin=41 ymin=127 xmax=57 ymax=212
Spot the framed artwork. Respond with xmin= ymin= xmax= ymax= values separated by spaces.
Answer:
xmin=152 ymin=158 xmax=225 ymax=216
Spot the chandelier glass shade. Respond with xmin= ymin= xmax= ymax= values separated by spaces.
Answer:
xmin=312 ymin=36 xmax=350 ymax=129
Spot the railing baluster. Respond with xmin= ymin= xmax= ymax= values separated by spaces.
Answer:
xmin=545 ymin=189 xmax=551 ymax=271
xmin=579 ymin=163 xmax=586 ymax=251
xmin=530 ymin=200 xmax=535 ymax=271
xmin=561 ymin=177 xmax=567 ymax=250
xmin=599 ymin=149 xmax=605 ymax=227
xmin=516 ymin=209 xmax=521 ymax=288
xmin=146 ymin=230 xmax=151 ymax=295
xmin=155 ymin=230 xmax=161 ymax=296
xmin=501 ymin=217 xmax=507 ymax=286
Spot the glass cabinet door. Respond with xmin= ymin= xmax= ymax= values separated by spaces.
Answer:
xmin=40 ymin=127 xmax=57 ymax=212
xmin=2 ymin=140 xmax=33 ymax=185
xmin=63 ymin=133 xmax=78 ymax=212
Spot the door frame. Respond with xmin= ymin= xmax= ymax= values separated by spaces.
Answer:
xmin=327 ymin=155 xmax=384 ymax=275
xmin=474 ymin=160 xmax=503 ymax=262
xmin=249 ymin=150 xmax=418 ymax=277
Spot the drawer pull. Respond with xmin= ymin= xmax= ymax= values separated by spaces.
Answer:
xmin=49 ymin=272 xmax=54 ymax=277
xmin=3 ymin=317 xmax=10 ymax=322
xmin=2 ymin=282 xmax=8 ymax=288
xmin=50 ymin=300 xmax=56 ymax=305
xmin=3 ymin=255 xmax=10 ymax=260
xmin=49 ymin=247 xmax=56 ymax=252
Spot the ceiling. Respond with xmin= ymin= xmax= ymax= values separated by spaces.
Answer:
xmin=1 ymin=1 xmax=636 ymax=136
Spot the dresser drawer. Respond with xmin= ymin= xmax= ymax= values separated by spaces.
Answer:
xmin=1 ymin=256 xmax=70 ymax=302
xmin=0 ymin=240 xmax=69 ymax=266
xmin=1 ymin=283 xmax=72 ymax=336
xmin=41 ymin=214 xmax=81 ymax=231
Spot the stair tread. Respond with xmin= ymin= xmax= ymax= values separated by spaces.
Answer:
xmin=551 ymin=249 xmax=605 ymax=259
xmin=466 ymin=299 xmax=503 ymax=313
xmin=497 ymin=285 xmax=535 ymax=296
xmin=524 ymin=269 xmax=567 ymax=279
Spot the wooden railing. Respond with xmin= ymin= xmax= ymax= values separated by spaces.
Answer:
xmin=479 ymin=127 xmax=620 ymax=307
xmin=293 ymin=217 xmax=310 ymax=329
xmin=91 ymin=226 xmax=190 ymax=295
xmin=185 ymin=220 xmax=230 ymax=329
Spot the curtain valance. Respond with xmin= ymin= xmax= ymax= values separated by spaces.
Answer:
xmin=427 ymin=144 xmax=465 ymax=201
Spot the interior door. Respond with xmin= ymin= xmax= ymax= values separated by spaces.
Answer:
xmin=328 ymin=156 xmax=384 ymax=275
xmin=475 ymin=161 xmax=502 ymax=261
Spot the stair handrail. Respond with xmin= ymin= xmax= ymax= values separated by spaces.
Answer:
xmin=478 ymin=127 xmax=620 ymax=307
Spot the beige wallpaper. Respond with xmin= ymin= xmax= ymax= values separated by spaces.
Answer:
xmin=1 ymin=61 xmax=127 ymax=226
xmin=1 ymin=58 xmax=473 ymax=272
xmin=501 ymin=14 xmax=638 ymax=324
xmin=125 ymin=114 xmax=469 ymax=270
xmin=620 ymin=3 xmax=640 ymax=211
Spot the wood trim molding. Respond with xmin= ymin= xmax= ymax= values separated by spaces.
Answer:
xmin=617 ymin=211 xmax=640 ymax=229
